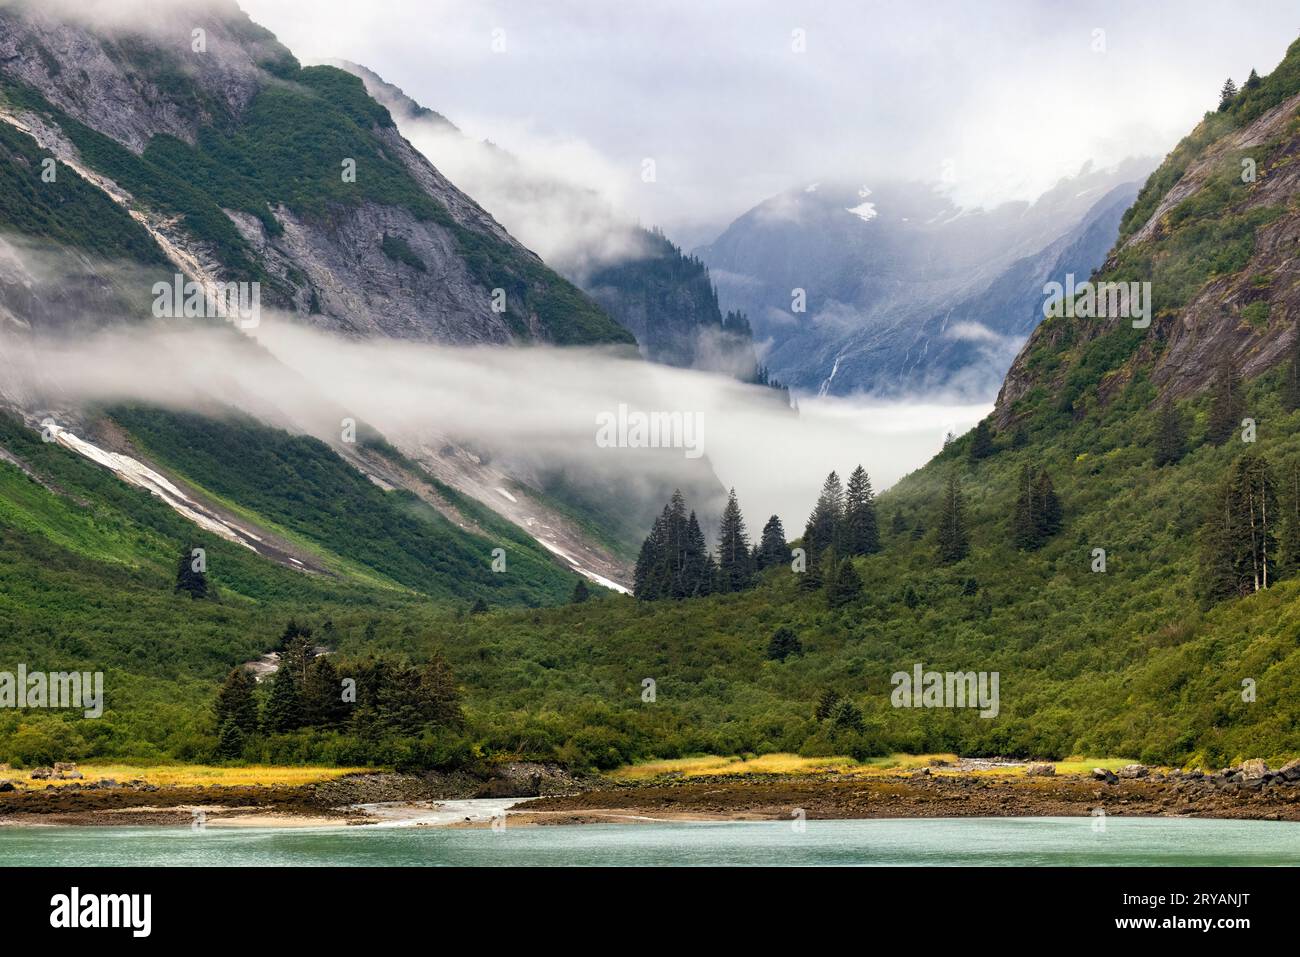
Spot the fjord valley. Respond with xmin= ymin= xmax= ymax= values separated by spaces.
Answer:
xmin=1 ymin=0 xmax=1300 ymax=839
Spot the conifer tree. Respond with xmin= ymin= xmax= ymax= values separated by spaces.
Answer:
xmin=633 ymin=513 xmax=667 ymax=599
xmin=1153 ymin=396 xmax=1187 ymax=466
xmin=1206 ymin=358 xmax=1244 ymax=445
xmin=217 ymin=720 xmax=246 ymax=759
xmin=755 ymin=515 xmax=788 ymax=570
xmin=682 ymin=510 xmax=714 ymax=597
xmin=1012 ymin=466 xmax=1062 ymax=549
xmin=814 ymin=688 xmax=842 ymax=721
xmin=420 ymin=652 xmax=464 ymax=728
xmin=214 ymin=666 xmax=258 ymax=738
xmin=175 ymin=544 xmax=208 ymax=599
xmin=843 ymin=466 xmax=880 ymax=555
xmin=967 ymin=420 xmax=994 ymax=461
xmin=1200 ymin=450 xmax=1279 ymax=600
xmin=890 ymin=511 xmax=907 ymax=536
xmin=802 ymin=471 xmax=844 ymax=560
xmin=262 ymin=664 xmax=303 ymax=733
xmin=936 ymin=472 xmax=969 ymax=563
xmin=827 ymin=558 xmax=863 ymax=608
xmin=303 ymin=656 xmax=349 ymax=728
xmin=571 ymin=579 xmax=590 ymax=603
xmin=716 ymin=488 xmax=753 ymax=592
xmin=766 ymin=626 xmax=803 ymax=661
xmin=1033 ymin=469 xmax=1062 ymax=540
xmin=1244 ymin=68 xmax=1262 ymax=91
xmin=1219 ymin=77 xmax=1238 ymax=111
xmin=1012 ymin=465 xmax=1038 ymax=550
xmin=1279 ymin=461 xmax=1300 ymax=579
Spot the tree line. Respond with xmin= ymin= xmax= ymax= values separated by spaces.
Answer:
xmin=213 ymin=620 xmax=462 ymax=757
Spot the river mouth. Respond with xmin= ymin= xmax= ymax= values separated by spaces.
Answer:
xmin=1 ymin=817 xmax=1298 ymax=867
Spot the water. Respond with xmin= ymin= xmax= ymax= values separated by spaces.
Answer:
xmin=2 ymin=816 xmax=1299 ymax=866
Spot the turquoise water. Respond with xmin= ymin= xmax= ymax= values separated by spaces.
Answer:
xmin=2 ymin=816 xmax=1299 ymax=866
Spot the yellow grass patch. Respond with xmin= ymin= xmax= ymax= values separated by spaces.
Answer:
xmin=5 ymin=765 xmax=371 ymax=789
xmin=610 ymin=753 xmax=1142 ymax=781
xmin=608 ymin=753 xmax=961 ymax=781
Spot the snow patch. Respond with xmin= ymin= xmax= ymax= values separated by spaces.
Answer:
xmin=845 ymin=201 xmax=877 ymax=223
xmin=538 ymin=539 xmax=631 ymax=594
xmin=47 ymin=425 xmax=263 ymax=552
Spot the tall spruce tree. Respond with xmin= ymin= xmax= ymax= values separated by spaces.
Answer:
xmin=1033 ymin=469 xmax=1062 ymax=540
xmin=681 ymin=510 xmax=715 ymax=598
xmin=967 ymin=420 xmax=994 ymax=461
xmin=1200 ymin=450 xmax=1279 ymax=601
xmin=633 ymin=512 xmax=667 ymax=599
xmin=755 ymin=515 xmax=788 ymax=570
xmin=1013 ymin=466 xmax=1063 ymax=549
xmin=1279 ymin=461 xmax=1300 ymax=579
xmin=1206 ymin=358 xmax=1244 ymax=445
xmin=1012 ymin=465 xmax=1038 ymax=550
xmin=936 ymin=472 xmax=969 ymax=563
xmin=302 ymin=656 xmax=349 ymax=728
xmin=262 ymin=663 xmax=303 ymax=733
xmin=827 ymin=558 xmax=863 ymax=608
xmin=174 ymin=544 xmax=208 ymax=599
xmin=843 ymin=466 xmax=880 ymax=555
xmin=802 ymin=471 xmax=845 ymax=560
xmin=1153 ymin=396 xmax=1187 ymax=466
xmin=1219 ymin=77 xmax=1238 ymax=110
xmin=716 ymin=488 xmax=753 ymax=592
xmin=214 ymin=666 xmax=258 ymax=739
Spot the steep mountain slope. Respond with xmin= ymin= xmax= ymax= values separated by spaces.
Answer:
xmin=698 ymin=162 xmax=1153 ymax=398
xmin=0 ymin=0 xmax=633 ymax=346
xmin=333 ymin=60 xmax=763 ymax=377
xmin=996 ymin=43 xmax=1300 ymax=425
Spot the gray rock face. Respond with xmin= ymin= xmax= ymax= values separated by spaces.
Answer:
xmin=0 ymin=0 xmax=629 ymax=348
xmin=0 ymin=1 xmax=276 ymax=154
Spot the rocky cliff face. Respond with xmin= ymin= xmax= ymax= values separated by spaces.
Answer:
xmin=0 ymin=0 xmax=633 ymax=347
xmin=994 ymin=43 xmax=1300 ymax=428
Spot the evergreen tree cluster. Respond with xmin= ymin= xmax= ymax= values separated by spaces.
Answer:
xmin=1011 ymin=465 xmax=1063 ymax=550
xmin=214 ymin=620 xmax=462 ymax=757
xmin=801 ymin=466 xmax=881 ymax=562
xmin=634 ymin=466 xmax=881 ymax=603
xmin=1201 ymin=450 xmax=1281 ymax=602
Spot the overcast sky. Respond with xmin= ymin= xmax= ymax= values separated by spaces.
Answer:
xmin=243 ymin=0 xmax=1295 ymax=244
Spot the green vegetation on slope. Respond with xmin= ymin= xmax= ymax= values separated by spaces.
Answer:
xmin=0 ymin=120 xmax=166 ymax=266
xmin=0 ymin=63 xmax=634 ymax=345
xmin=107 ymin=405 xmax=576 ymax=606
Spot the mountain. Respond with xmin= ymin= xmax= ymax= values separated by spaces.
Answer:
xmin=0 ymin=0 xmax=632 ymax=347
xmin=697 ymin=161 xmax=1154 ymax=398
xmin=997 ymin=45 xmax=1300 ymax=425
xmin=0 ymin=0 xmax=746 ymax=594
xmin=9 ymin=3 xmax=1300 ymax=780
xmin=333 ymin=60 xmax=767 ymax=380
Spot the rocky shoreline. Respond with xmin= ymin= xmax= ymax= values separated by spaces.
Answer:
xmin=513 ymin=759 xmax=1300 ymax=826
xmin=2 ymin=759 xmax=1299 ymax=827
